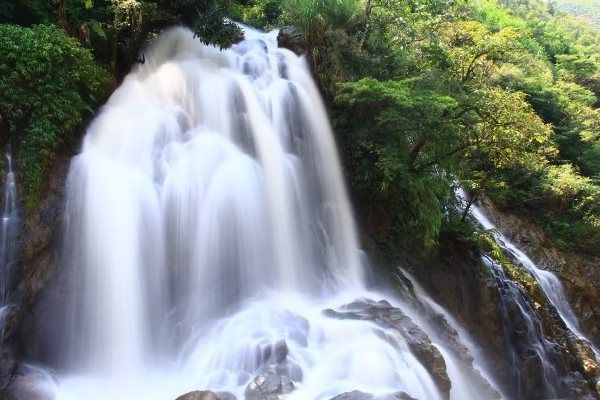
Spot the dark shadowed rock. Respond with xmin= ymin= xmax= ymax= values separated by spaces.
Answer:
xmin=328 ymin=390 xmax=417 ymax=400
xmin=175 ymin=390 xmax=220 ymax=400
xmin=384 ymin=392 xmax=417 ymax=400
xmin=277 ymin=27 xmax=305 ymax=55
xmin=329 ymin=390 xmax=373 ymax=400
xmin=215 ymin=391 xmax=237 ymax=400
xmin=0 ymin=346 xmax=16 ymax=391
xmin=245 ymin=370 xmax=294 ymax=400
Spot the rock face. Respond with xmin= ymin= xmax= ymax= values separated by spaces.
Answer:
xmin=277 ymin=26 xmax=306 ymax=55
xmin=406 ymin=229 xmax=600 ymax=399
xmin=329 ymin=391 xmax=373 ymax=400
xmin=244 ymin=370 xmax=294 ymax=400
xmin=476 ymin=194 xmax=600 ymax=397
xmin=0 ymin=153 xmax=71 ymax=395
xmin=175 ymin=391 xmax=234 ymax=400
xmin=328 ymin=390 xmax=417 ymax=400
xmin=479 ymin=194 xmax=600 ymax=349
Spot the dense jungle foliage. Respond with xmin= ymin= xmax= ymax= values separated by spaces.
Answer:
xmin=0 ymin=0 xmax=598 ymax=260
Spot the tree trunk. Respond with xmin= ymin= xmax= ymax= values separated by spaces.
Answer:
xmin=461 ymin=191 xmax=478 ymax=222
xmin=358 ymin=0 xmax=373 ymax=50
xmin=57 ymin=0 xmax=69 ymax=33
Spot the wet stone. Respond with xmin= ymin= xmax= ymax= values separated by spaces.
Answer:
xmin=329 ymin=390 xmax=373 ymax=400
xmin=175 ymin=391 xmax=220 ymax=400
xmin=244 ymin=370 xmax=294 ymax=400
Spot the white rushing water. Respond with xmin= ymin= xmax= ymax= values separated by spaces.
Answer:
xmin=458 ymin=189 xmax=600 ymax=359
xmin=0 ymin=149 xmax=19 ymax=304
xmin=25 ymin=26 xmax=501 ymax=400
xmin=0 ymin=148 xmax=20 ymax=341
xmin=401 ymin=272 xmax=507 ymax=400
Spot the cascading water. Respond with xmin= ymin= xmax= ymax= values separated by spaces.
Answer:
xmin=457 ymin=188 xmax=600 ymax=397
xmin=400 ymin=272 xmax=506 ymax=400
xmin=26 ymin=26 xmax=502 ymax=400
xmin=0 ymin=148 xmax=20 ymax=335
xmin=459 ymin=189 xmax=600 ymax=358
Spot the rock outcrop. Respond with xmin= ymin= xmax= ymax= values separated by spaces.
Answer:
xmin=244 ymin=370 xmax=294 ymax=400
xmin=328 ymin=390 xmax=416 ymax=400
xmin=175 ymin=390 xmax=235 ymax=400
xmin=405 ymin=228 xmax=599 ymax=399
xmin=0 ymin=153 xmax=71 ymax=395
xmin=277 ymin=26 xmax=306 ymax=55
xmin=479 ymin=194 xmax=600 ymax=348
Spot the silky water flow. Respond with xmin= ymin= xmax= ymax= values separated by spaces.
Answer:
xmin=26 ymin=27 xmax=503 ymax=400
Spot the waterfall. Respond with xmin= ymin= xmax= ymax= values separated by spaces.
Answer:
xmin=457 ymin=188 xmax=600 ymax=396
xmin=0 ymin=147 xmax=20 ymax=335
xmin=459 ymin=189 xmax=600 ymax=357
xmin=22 ymin=26 xmax=503 ymax=400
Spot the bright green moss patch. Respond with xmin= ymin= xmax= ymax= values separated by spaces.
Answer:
xmin=0 ymin=24 xmax=108 ymax=215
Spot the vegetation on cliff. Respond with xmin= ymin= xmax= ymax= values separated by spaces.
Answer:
xmin=274 ymin=0 xmax=600 ymax=257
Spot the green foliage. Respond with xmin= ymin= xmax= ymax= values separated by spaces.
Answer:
xmin=280 ymin=0 xmax=362 ymax=94
xmin=553 ymin=0 xmax=600 ymax=28
xmin=0 ymin=0 xmax=54 ymax=26
xmin=0 ymin=24 xmax=107 ymax=214
xmin=315 ymin=0 xmax=600 ymax=256
xmin=242 ymin=0 xmax=283 ymax=29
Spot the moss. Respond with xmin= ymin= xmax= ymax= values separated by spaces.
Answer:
xmin=0 ymin=24 xmax=108 ymax=217
xmin=479 ymin=233 xmax=548 ymax=308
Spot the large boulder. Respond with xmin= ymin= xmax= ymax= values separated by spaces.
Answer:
xmin=328 ymin=390 xmax=417 ymax=400
xmin=244 ymin=370 xmax=294 ymax=400
xmin=175 ymin=390 xmax=236 ymax=400
xmin=175 ymin=391 xmax=220 ymax=400
xmin=329 ymin=391 xmax=373 ymax=400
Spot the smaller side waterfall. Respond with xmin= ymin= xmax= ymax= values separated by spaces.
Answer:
xmin=460 ymin=189 xmax=599 ymax=357
xmin=400 ymin=271 xmax=506 ymax=400
xmin=0 ymin=148 xmax=20 ymax=335
xmin=457 ymin=188 xmax=600 ymax=397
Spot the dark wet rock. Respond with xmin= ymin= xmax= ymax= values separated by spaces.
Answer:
xmin=174 ymin=390 xmax=236 ymax=400
xmin=277 ymin=26 xmax=305 ymax=55
xmin=0 ymin=154 xmax=71 ymax=393
xmin=405 ymin=222 xmax=598 ymax=399
xmin=215 ymin=392 xmax=237 ymax=400
xmin=329 ymin=390 xmax=373 ymax=400
xmin=567 ymin=334 xmax=600 ymax=397
xmin=478 ymin=194 xmax=600 ymax=349
xmin=244 ymin=370 xmax=294 ymax=400
xmin=328 ymin=390 xmax=417 ymax=400
xmin=324 ymin=299 xmax=451 ymax=399
xmin=175 ymin=391 xmax=220 ymax=400
xmin=0 ymin=346 xmax=16 ymax=391
xmin=384 ymin=392 xmax=417 ymax=400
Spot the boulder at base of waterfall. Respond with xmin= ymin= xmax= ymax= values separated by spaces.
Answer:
xmin=323 ymin=299 xmax=451 ymax=399
xmin=382 ymin=392 xmax=418 ymax=400
xmin=328 ymin=390 xmax=417 ymax=400
xmin=175 ymin=390 xmax=221 ymax=400
xmin=244 ymin=370 xmax=295 ymax=400
xmin=215 ymin=392 xmax=237 ymax=400
xmin=329 ymin=390 xmax=373 ymax=400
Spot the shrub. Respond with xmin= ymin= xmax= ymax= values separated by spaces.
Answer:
xmin=0 ymin=24 xmax=107 ymax=214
